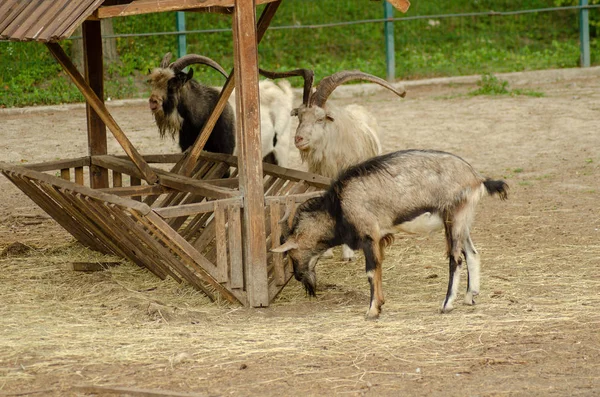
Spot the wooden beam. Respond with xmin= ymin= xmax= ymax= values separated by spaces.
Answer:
xmin=94 ymin=0 xmax=280 ymax=19
xmin=233 ymin=0 xmax=273 ymax=307
xmin=154 ymin=197 xmax=242 ymax=219
xmin=82 ymin=20 xmax=109 ymax=188
xmin=45 ymin=42 xmax=158 ymax=185
xmin=177 ymin=1 xmax=282 ymax=177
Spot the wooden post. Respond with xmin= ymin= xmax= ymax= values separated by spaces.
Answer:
xmin=82 ymin=20 xmax=109 ymax=188
xmin=233 ymin=0 xmax=269 ymax=307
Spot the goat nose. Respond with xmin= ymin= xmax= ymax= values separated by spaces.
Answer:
xmin=148 ymin=98 xmax=158 ymax=110
xmin=294 ymin=136 xmax=303 ymax=144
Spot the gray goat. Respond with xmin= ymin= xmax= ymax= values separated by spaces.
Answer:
xmin=273 ymin=149 xmax=508 ymax=319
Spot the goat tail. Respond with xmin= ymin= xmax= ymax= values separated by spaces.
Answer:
xmin=483 ymin=178 xmax=509 ymax=200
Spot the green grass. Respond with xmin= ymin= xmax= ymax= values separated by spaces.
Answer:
xmin=469 ymin=73 xmax=545 ymax=97
xmin=0 ymin=0 xmax=598 ymax=107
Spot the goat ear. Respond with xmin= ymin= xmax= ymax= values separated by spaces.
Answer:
xmin=147 ymin=68 xmax=151 ymax=75
xmin=185 ymin=68 xmax=194 ymax=82
xmin=325 ymin=111 xmax=335 ymax=122
xmin=271 ymin=239 xmax=298 ymax=253
xmin=290 ymin=108 xmax=299 ymax=117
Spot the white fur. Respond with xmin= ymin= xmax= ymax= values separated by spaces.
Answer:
xmin=229 ymin=79 xmax=294 ymax=166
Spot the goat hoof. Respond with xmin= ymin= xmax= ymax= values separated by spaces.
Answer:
xmin=440 ymin=304 xmax=454 ymax=314
xmin=322 ymin=249 xmax=334 ymax=259
xmin=464 ymin=293 xmax=476 ymax=306
xmin=365 ymin=307 xmax=380 ymax=320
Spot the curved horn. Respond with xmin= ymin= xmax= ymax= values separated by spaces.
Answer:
xmin=169 ymin=54 xmax=229 ymax=78
xmin=259 ymin=68 xmax=315 ymax=105
xmin=310 ymin=70 xmax=406 ymax=108
xmin=160 ymin=52 xmax=173 ymax=68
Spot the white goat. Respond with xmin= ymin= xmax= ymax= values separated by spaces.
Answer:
xmin=282 ymin=70 xmax=406 ymax=260
xmin=273 ymin=149 xmax=509 ymax=319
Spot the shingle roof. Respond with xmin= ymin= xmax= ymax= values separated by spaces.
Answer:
xmin=0 ymin=0 xmax=104 ymax=42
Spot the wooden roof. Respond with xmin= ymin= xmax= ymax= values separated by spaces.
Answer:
xmin=0 ymin=0 xmax=279 ymax=42
xmin=0 ymin=0 xmax=410 ymax=42
xmin=0 ymin=0 xmax=104 ymax=42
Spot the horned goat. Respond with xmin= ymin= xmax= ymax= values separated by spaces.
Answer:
xmin=270 ymin=69 xmax=406 ymax=260
xmin=148 ymin=52 xmax=236 ymax=155
xmin=272 ymin=149 xmax=509 ymax=320
xmin=148 ymin=53 xmax=294 ymax=166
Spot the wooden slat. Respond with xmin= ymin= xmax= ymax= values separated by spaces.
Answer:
xmin=113 ymin=171 xmax=122 ymax=187
xmin=214 ymin=202 xmax=228 ymax=283
xmin=26 ymin=0 xmax=71 ymax=41
xmin=143 ymin=211 xmax=243 ymax=304
xmin=154 ymin=197 xmax=242 ymax=219
xmin=98 ymin=184 xmax=170 ymax=197
xmin=4 ymin=172 xmax=105 ymax=252
xmin=184 ymin=151 xmax=331 ymax=188
xmin=0 ymin=162 xmax=151 ymax=214
xmin=269 ymin=199 xmax=284 ymax=286
xmin=83 ymin=19 xmax=109 ymax=189
xmin=25 ymin=157 xmax=89 ymax=172
xmin=2 ymin=0 xmax=46 ymax=39
xmin=45 ymin=43 xmax=158 ymax=185
xmin=0 ymin=0 xmax=30 ymax=34
xmin=60 ymin=168 xmax=70 ymax=182
xmin=75 ymin=167 xmax=84 ymax=185
xmin=227 ymin=205 xmax=243 ymax=290
xmin=92 ymin=155 xmax=238 ymax=200
xmin=130 ymin=175 xmax=141 ymax=201
xmin=95 ymin=0 xmax=279 ymax=19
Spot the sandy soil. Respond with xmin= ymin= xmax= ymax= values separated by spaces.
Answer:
xmin=0 ymin=67 xmax=599 ymax=396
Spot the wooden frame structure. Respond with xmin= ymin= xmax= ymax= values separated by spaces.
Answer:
xmin=0 ymin=0 xmax=410 ymax=306
xmin=0 ymin=0 xmax=333 ymax=307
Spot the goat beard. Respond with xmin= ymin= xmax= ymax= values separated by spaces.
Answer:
xmin=152 ymin=108 xmax=183 ymax=140
xmin=302 ymin=270 xmax=317 ymax=297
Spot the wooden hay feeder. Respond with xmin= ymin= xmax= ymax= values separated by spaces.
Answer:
xmin=0 ymin=0 xmax=333 ymax=307
xmin=0 ymin=152 xmax=329 ymax=306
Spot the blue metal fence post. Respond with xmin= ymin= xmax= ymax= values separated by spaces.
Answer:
xmin=580 ymin=0 xmax=590 ymax=67
xmin=176 ymin=11 xmax=187 ymax=60
xmin=384 ymin=1 xmax=395 ymax=81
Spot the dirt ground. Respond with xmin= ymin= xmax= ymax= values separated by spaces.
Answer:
xmin=0 ymin=67 xmax=599 ymax=396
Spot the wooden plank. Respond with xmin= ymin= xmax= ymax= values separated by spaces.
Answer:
xmin=154 ymin=197 xmax=242 ymax=219
xmin=2 ymin=0 xmax=46 ymax=40
xmin=26 ymin=0 xmax=71 ymax=41
xmin=143 ymin=211 xmax=243 ymax=304
xmin=92 ymin=155 xmax=238 ymax=200
xmin=25 ymin=157 xmax=89 ymax=172
xmin=53 ymin=0 xmax=105 ymax=40
xmin=60 ymin=168 xmax=70 ymax=182
xmin=45 ymin=43 xmax=158 ymax=185
xmin=83 ymin=19 xmax=109 ymax=189
xmin=75 ymin=167 xmax=84 ymax=185
xmin=130 ymin=175 xmax=141 ymax=201
xmin=228 ymin=205 xmax=243 ymax=290
xmin=232 ymin=0 xmax=282 ymax=307
xmin=264 ymin=191 xmax=324 ymax=205
xmin=0 ymin=162 xmax=151 ymax=214
xmin=269 ymin=199 xmax=284 ymax=286
xmin=186 ymin=151 xmax=331 ymax=188
xmin=95 ymin=0 xmax=279 ymax=19
xmin=98 ymin=184 xmax=169 ymax=197
xmin=214 ymin=202 xmax=228 ymax=283
xmin=113 ymin=171 xmax=122 ymax=187
xmin=0 ymin=0 xmax=30 ymax=34
xmin=5 ymin=173 xmax=106 ymax=252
